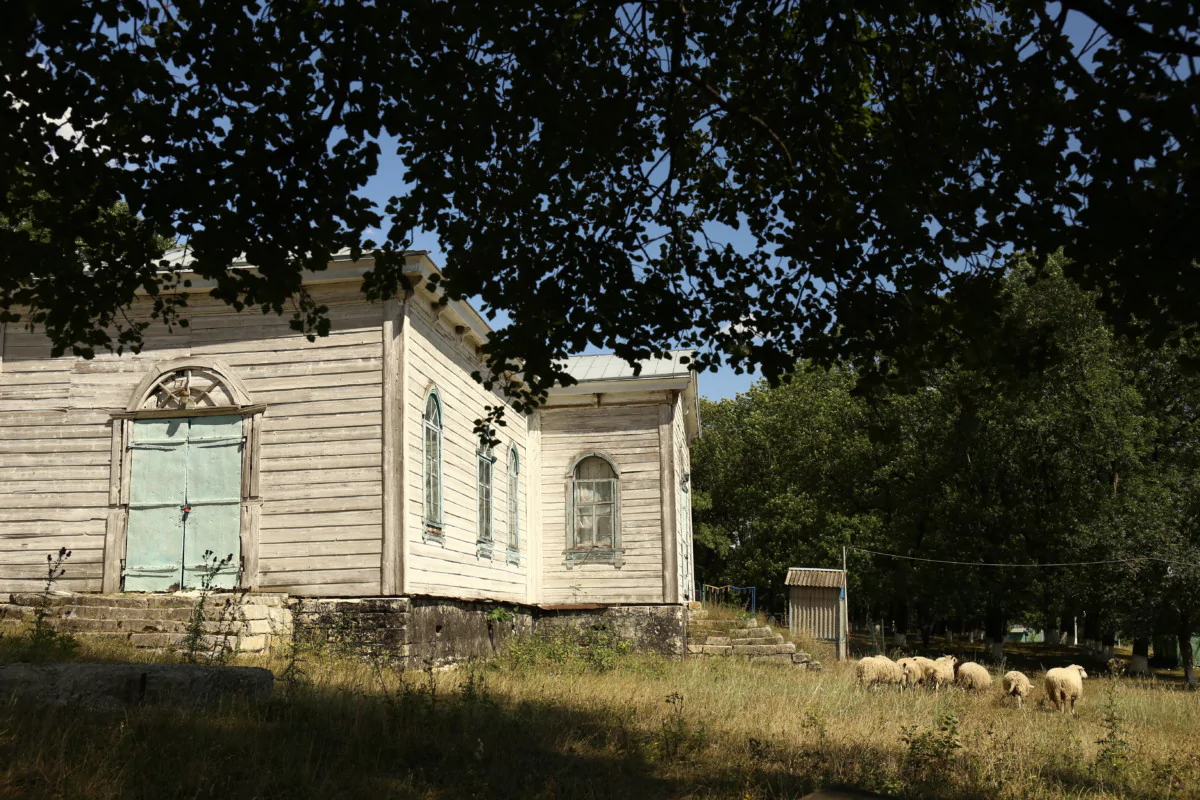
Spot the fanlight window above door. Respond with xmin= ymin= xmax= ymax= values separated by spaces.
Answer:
xmin=142 ymin=369 xmax=238 ymax=410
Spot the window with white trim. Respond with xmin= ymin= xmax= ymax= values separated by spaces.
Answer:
xmin=477 ymin=444 xmax=495 ymax=558
xmin=565 ymin=454 xmax=623 ymax=567
xmin=507 ymin=447 xmax=520 ymax=563
xmin=422 ymin=390 xmax=444 ymax=540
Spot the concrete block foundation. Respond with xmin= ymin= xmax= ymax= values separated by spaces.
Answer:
xmin=2 ymin=592 xmax=687 ymax=666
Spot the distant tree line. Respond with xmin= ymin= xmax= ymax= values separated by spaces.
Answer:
xmin=692 ymin=253 xmax=1200 ymax=682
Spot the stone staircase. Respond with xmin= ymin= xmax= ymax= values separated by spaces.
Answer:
xmin=0 ymin=592 xmax=291 ymax=655
xmin=687 ymin=609 xmax=819 ymax=669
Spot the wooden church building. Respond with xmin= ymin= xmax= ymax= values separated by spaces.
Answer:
xmin=0 ymin=251 xmax=699 ymax=657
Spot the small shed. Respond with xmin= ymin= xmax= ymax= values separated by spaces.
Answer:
xmin=786 ymin=567 xmax=848 ymax=660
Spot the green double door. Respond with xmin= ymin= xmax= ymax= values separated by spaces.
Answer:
xmin=124 ymin=416 xmax=243 ymax=592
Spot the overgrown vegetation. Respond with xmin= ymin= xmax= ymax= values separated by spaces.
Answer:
xmin=1 ymin=547 xmax=78 ymax=662
xmin=180 ymin=550 xmax=243 ymax=665
xmin=1 ymin=632 xmax=1198 ymax=799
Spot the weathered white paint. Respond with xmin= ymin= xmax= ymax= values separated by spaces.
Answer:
xmin=0 ymin=256 xmax=700 ymax=606
xmin=401 ymin=298 xmax=529 ymax=603
xmin=538 ymin=405 xmax=667 ymax=605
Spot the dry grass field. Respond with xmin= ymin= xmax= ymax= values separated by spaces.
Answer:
xmin=2 ymin=622 xmax=1199 ymax=800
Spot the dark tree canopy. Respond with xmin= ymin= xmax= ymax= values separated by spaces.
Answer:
xmin=3 ymin=1 xmax=1199 ymax=406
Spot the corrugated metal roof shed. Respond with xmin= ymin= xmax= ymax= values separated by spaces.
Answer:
xmin=561 ymin=350 xmax=695 ymax=383
xmin=785 ymin=568 xmax=846 ymax=588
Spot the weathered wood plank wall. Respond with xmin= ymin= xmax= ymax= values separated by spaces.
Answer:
xmin=538 ymin=404 xmax=666 ymax=605
xmin=402 ymin=300 xmax=530 ymax=603
xmin=0 ymin=283 xmax=386 ymax=596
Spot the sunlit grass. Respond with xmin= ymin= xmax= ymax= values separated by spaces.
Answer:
xmin=3 ymin=622 xmax=1199 ymax=799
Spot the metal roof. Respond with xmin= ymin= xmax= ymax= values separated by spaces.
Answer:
xmin=155 ymin=246 xmax=428 ymax=271
xmin=561 ymin=350 xmax=695 ymax=383
xmin=785 ymin=568 xmax=846 ymax=588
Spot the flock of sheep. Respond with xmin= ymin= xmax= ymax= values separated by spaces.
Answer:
xmin=855 ymin=654 xmax=1089 ymax=713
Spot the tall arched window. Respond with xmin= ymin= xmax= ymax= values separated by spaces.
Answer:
xmin=422 ymin=389 xmax=444 ymax=540
xmin=507 ymin=447 xmax=520 ymax=563
xmin=477 ymin=443 xmax=495 ymax=558
xmin=565 ymin=453 xmax=623 ymax=567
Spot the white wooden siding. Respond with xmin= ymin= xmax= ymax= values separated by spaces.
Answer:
xmin=402 ymin=300 xmax=530 ymax=603
xmin=538 ymin=405 xmax=666 ymax=605
xmin=672 ymin=393 xmax=696 ymax=601
xmin=0 ymin=284 xmax=385 ymax=596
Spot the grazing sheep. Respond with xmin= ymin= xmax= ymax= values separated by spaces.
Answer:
xmin=955 ymin=661 xmax=992 ymax=691
xmin=896 ymin=657 xmax=925 ymax=689
xmin=1001 ymin=670 xmax=1033 ymax=707
xmin=855 ymin=655 xmax=904 ymax=687
xmin=925 ymin=655 xmax=958 ymax=690
xmin=1044 ymin=665 xmax=1088 ymax=713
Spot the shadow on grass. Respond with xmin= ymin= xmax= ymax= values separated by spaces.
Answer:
xmin=0 ymin=656 xmax=1182 ymax=800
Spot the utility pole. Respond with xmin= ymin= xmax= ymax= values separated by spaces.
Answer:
xmin=840 ymin=545 xmax=849 ymax=661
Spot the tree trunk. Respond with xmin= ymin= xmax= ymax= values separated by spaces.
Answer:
xmin=1059 ymin=614 xmax=1072 ymax=646
xmin=1101 ymin=632 xmax=1116 ymax=663
xmin=1130 ymin=636 xmax=1150 ymax=676
xmin=1084 ymin=613 xmax=1102 ymax=657
xmin=1180 ymin=612 xmax=1196 ymax=687
xmin=985 ymin=609 xmax=1006 ymax=662
xmin=892 ymin=601 xmax=909 ymax=648
xmin=920 ymin=622 xmax=932 ymax=650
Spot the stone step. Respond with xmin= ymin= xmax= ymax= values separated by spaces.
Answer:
xmin=687 ymin=619 xmax=759 ymax=631
xmin=730 ymin=643 xmax=795 ymax=656
xmin=687 ymin=642 xmax=797 ymax=657
xmin=699 ymin=634 xmax=783 ymax=646
xmin=8 ymin=592 xmax=288 ymax=610
xmin=728 ymin=636 xmax=784 ymax=646
xmin=53 ymin=616 xmax=277 ymax=637
xmin=60 ymin=603 xmax=277 ymax=623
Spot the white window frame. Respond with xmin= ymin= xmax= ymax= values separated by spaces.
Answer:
xmin=477 ymin=444 xmax=496 ymax=558
xmin=563 ymin=452 xmax=624 ymax=568
xmin=422 ymin=389 xmax=444 ymax=541
xmin=506 ymin=446 xmax=520 ymax=564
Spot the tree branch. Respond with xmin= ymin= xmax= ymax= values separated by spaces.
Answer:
xmin=677 ymin=69 xmax=797 ymax=173
xmin=1061 ymin=0 xmax=1200 ymax=58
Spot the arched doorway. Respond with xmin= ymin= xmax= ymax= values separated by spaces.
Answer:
xmin=105 ymin=360 xmax=263 ymax=593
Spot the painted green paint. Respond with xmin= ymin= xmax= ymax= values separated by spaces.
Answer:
xmin=124 ymin=416 xmax=243 ymax=592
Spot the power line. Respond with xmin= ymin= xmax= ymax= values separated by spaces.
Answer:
xmin=846 ymin=546 xmax=1199 ymax=569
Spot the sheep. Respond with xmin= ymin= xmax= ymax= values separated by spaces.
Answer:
xmin=1001 ymin=670 xmax=1033 ymax=707
xmin=855 ymin=655 xmax=904 ymax=687
xmin=1044 ymin=665 xmax=1088 ymax=713
xmin=896 ymin=657 xmax=925 ymax=689
xmin=924 ymin=655 xmax=958 ymax=690
xmin=911 ymin=656 xmax=936 ymax=683
xmin=955 ymin=661 xmax=992 ymax=691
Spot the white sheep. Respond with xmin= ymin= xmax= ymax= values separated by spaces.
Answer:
xmin=1044 ymin=665 xmax=1088 ymax=713
xmin=1001 ymin=670 xmax=1032 ymax=707
xmin=855 ymin=655 xmax=904 ymax=687
xmin=896 ymin=657 xmax=925 ymax=689
xmin=955 ymin=661 xmax=992 ymax=691
xmin=924 ymin=655 xmax=958 ymax=690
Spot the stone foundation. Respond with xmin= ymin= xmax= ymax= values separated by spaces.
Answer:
xmin=2 ymin=592 xmax=685 ymax=666
xmin=292 ymin=595 xmax=535 ymax=665
xmin=0 ymin=592 xmax=290 ymax=654
xmin=537 ymin=604 xmax=687 ymax=656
